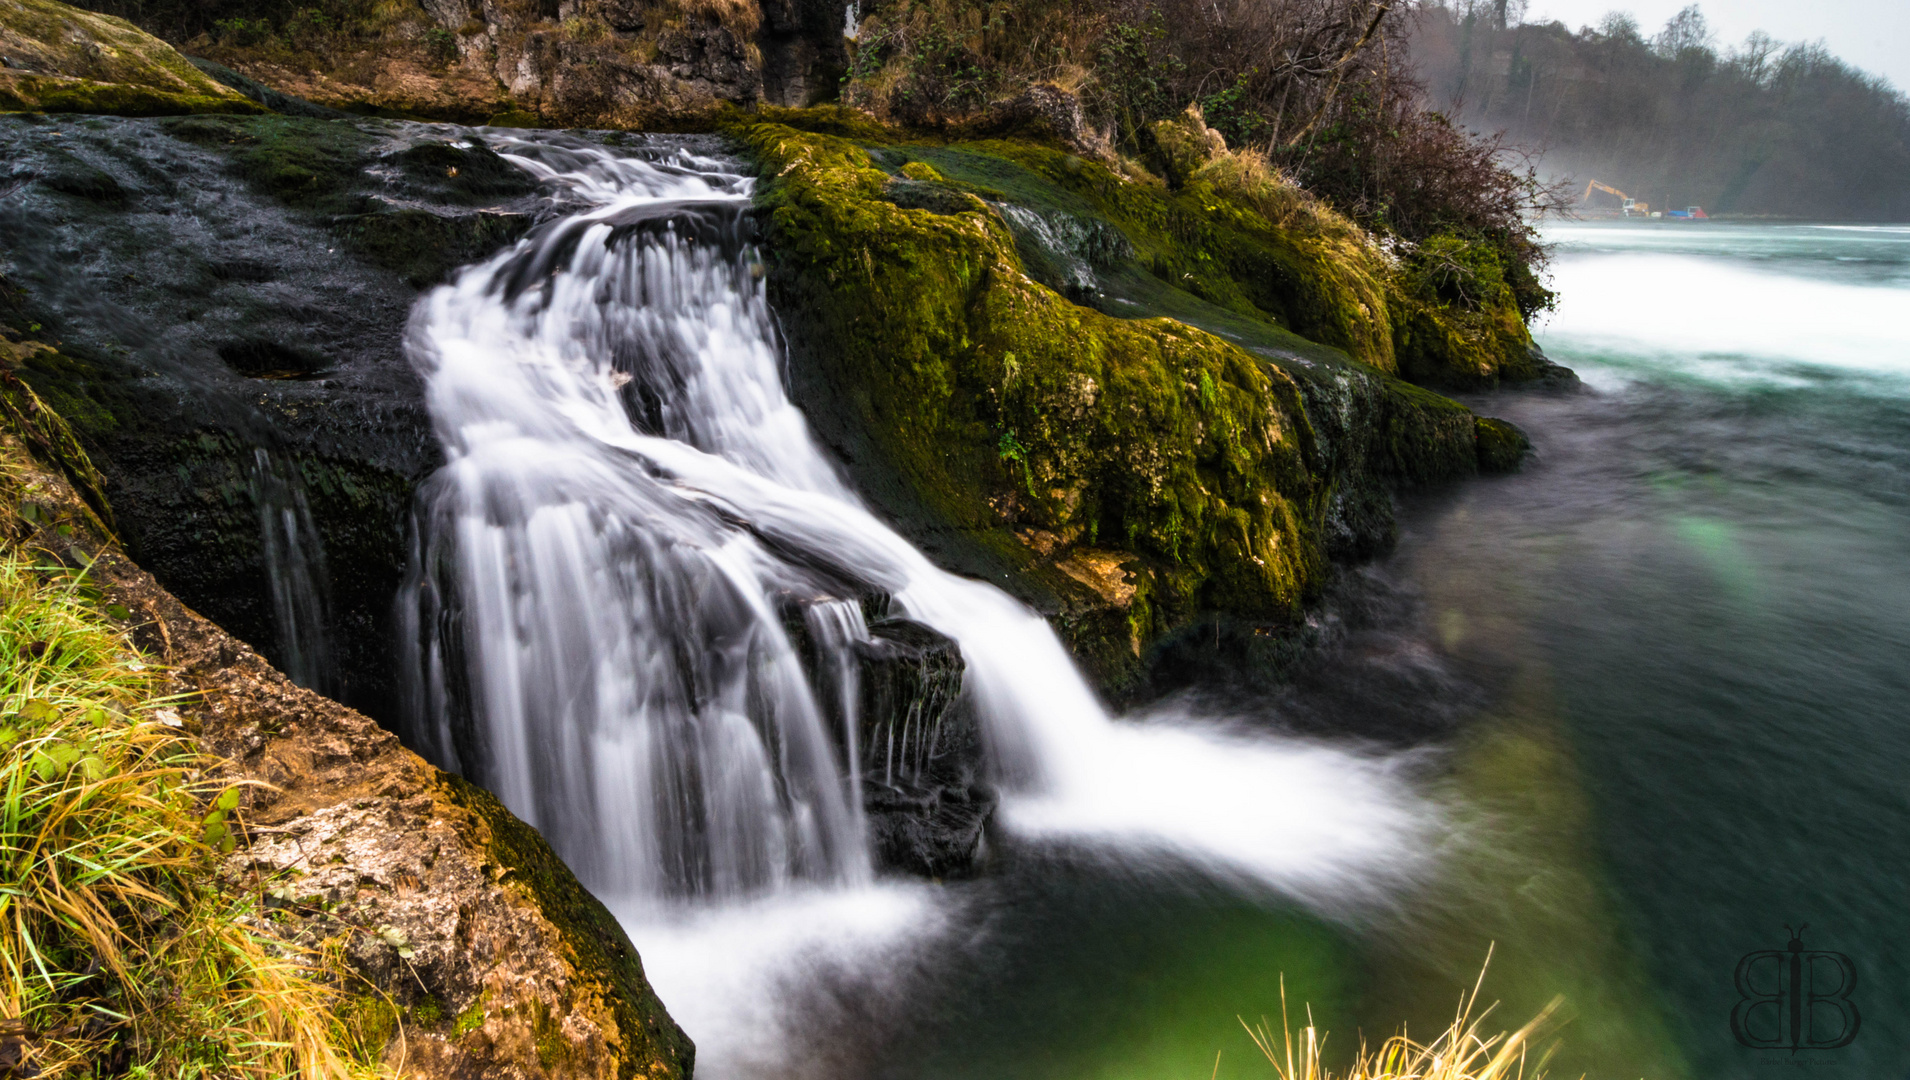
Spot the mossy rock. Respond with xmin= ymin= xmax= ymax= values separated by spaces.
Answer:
xmin=160 ymin=114 xmax=376 ymax=212
xmin=335 ymin=208 xmax=532 ymax=288
xmin=1474 ymin=416 xmax=1532 ymax=473
xmin=385 ymin=140 xmax=540 ymax=206
xmin=739 ymin=119 xmax=1499 ymax=690
xmin=0 ymin=0 xmax=263 ymax=116
xmin=439 ymin=774 xmax=695 ymax=1079
xmin=1391 ymin=230 xmax=1544 ymax=388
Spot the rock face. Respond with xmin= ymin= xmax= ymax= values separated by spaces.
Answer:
xmin=0 ymin=411 xmax=693 ymax=1078
xmin=786 ymin=601 xmax=995 ymax=877
xmin=0 ymin=0 xmax=261 ymax=114
xmin=69 ymin=0 xmax=851 ymax=124
xmin=0 ymin=110 xmax=561 ymax=723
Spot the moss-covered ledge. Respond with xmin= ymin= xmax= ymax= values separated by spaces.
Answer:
xmin=0 ymin=0 xmax=264 ymax=115
xmin=736 ymin=117 xmax=1525 ymax=692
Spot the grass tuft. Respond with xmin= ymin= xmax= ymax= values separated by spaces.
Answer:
xmin=0 ymin=547 xmax=367 ymax=1078
xmin=1243 ymin=951 xmax=1561 ymax=1080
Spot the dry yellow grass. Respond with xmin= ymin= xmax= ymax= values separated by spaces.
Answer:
xmin=0 ymin=538 xmax=370 ymax=1077
xmin=1243 ymin=953 xmax=1561 ymax=1080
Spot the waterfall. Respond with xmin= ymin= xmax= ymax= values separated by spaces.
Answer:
xmin=399 ymin=132 xmax=1427 ymax=920
xmin=248 ymin=447 xmax=336 ymax=695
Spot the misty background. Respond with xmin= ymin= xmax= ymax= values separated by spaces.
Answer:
xmin=1411 ymin=1 xmax=1910 ymax=219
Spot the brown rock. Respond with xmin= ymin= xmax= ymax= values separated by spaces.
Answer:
xmin=3 ymin=436 xmax=693 ymax=1078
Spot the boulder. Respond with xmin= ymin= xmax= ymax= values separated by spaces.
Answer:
xmin=854 ymin=617 xmax=994 ymax=877
xmin=0 ymin=0 xmax=261 ymax=114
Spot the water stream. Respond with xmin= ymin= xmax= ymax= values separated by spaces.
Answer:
xmin=396 ymin=133 xmax=1433 ymax=1077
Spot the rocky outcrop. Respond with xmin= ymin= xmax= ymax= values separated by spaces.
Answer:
xmin=0 ymin=110 xmax=563 ymax=723
xmin=0 ymin=0 xmax=262 ymax=114
xmin=67 ymin=0 xmax=850 ymax=124
xmin=853 ymin=617 xmax=991 ymax=877
xmin=786 ymin=600 xmax=994 ymax=877
xmin=0 ymin=397 xmax=693 ymax=1078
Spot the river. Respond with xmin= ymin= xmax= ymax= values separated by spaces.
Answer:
xmin=1403 ymin=221 xmax=1910 ymax=1078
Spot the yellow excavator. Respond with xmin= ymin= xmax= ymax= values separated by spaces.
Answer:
xmin=1581 ymin=179 xmax=1648 ymax=216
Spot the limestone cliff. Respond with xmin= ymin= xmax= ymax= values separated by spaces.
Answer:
xmin=66 ymin=0 xmax=851 ymax=124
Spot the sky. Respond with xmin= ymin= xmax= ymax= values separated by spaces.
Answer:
xmin=1520 ymin=0 xmax=1910 ymax=92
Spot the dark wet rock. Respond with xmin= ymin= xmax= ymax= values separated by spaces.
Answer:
xmin=1474 ymin=416 xmax=1532 ymax=473
xmin=0 ymin=112 xmax=564 ymax=722
xmin=855 ymin=617 xmax=994 ymax=877
xmin=785 ymin=600 xmax=995 ymax=878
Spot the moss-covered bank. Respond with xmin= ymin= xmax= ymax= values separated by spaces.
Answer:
xmin=738 ymin=112 xmax=1541 ymax=691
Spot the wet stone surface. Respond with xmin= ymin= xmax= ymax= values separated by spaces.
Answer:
xmin=0 ymin=113 xmax=611 ymax=720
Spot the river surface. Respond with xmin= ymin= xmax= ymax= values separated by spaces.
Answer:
xmin=1419 ymin=221 xmax=1910 ymax=1078
xmin=404 ymin=141 xmax=1909 ymax=1080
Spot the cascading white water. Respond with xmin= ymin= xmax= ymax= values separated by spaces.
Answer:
xmin=399 ymin=136 xmax=1432 ymax=1071
xmin=399 ymin=135 xmax=872 ymax=902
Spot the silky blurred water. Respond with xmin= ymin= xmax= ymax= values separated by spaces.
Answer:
xmin=407 ymin=147 xmax=1910 ymax=1075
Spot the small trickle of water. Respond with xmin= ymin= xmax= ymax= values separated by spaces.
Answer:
xmin=247 ymin=447 xmax=335 ymax=694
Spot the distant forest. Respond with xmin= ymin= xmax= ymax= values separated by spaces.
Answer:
xmin=1412 ymin=2 xmax=1910 ymax=220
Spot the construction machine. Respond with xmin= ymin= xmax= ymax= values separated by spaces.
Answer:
xmin=1580 ymin=179 xmax=1648 ymax=216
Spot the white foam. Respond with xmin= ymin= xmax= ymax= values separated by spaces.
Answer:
xmin=1539 ymin=251 xmax=1910 ymax=378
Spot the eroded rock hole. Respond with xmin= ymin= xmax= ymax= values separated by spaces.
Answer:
xmin=218 ymin=341 xmax=327 ymax=380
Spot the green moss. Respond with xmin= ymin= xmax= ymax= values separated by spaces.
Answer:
xmin=1474 ymin=416 xmax=1532 ymax=473
xmin=160 ymin=114 xmax=376 ymax=213
xmin=451 ymin=998 xmax=486 ymax=1038
xmin=896 ymin=138 xmax=1398 ymax=371
xmin=410 ymin=994 xmax=444 ymax=1027
xmin=742 ymin=122 xmax=1330 ymax=673
xmin=439 ymin=774 xmax=693 ymax=1079
xmin=737 ymin=119 xmax=1505 ymax=688
xmin=484 ymin=108 xmax=543 ymax=128
xmin=1391 ymin=230 xmax=1541 ymax=388
xmin=0 ymin=337 xmax=118 ymax=534
xmin=336 ymin=991 xmax=400 ymax=1064
xmin=0 ymin=75 xmax=266 ymax=117
xmin=533 ymin=998 xmax=575 ymax=1067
